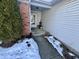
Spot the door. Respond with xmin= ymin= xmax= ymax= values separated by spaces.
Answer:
xmin=31 ymin=13 xmax=37 ymax=28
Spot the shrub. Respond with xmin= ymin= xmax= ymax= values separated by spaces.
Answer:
xmin=0 ymin=0 xmax=22 ymax=42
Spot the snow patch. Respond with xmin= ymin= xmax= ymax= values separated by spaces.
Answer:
xmin=0 ymin=38 xmax=41 ymax=59
xmin=0 ymin=40 xmax=2 ymax=44
xmin=45 ymin=36 xmax=64 ymax=57
xmin=46 ymin=36 xmax=79 ymax=59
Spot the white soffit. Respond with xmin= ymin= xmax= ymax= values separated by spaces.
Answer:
xmin=31 ymin=0 xmax=62 ymax=9
xmin=35 ymin=0 xmax=53 ymax=3
xmin=32 ymin=0 xmax=62 ymax=5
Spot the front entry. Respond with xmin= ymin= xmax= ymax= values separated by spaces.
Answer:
xmin=31 ymin=13 xmax=37 ymax=28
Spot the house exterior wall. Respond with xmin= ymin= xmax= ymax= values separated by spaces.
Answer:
xmin=42 ymin=0 xmax=68 ymax=32
xmin=42 ymin=0 xmax=79 ymax=55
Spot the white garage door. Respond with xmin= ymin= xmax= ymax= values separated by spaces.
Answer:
xmin=53 ymin=0 xmax=79 ymax=52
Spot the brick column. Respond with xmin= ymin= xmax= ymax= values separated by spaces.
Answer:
xmin=18 ymin=1 xmax=30 ymax=36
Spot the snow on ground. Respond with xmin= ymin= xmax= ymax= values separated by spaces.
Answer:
xmin=0 ymin=38 xmax=41 ymax=59
xmin=46 ymin=36 xmax=79 ymax=59
xmin=45 ymin=36 xmax=64 ymax=57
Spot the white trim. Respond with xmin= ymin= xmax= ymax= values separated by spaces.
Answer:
xmin=17 ymin=0 xmax=30 ymax=4
xmin=30 ymin=2 xmax=51 ymax=8
xmin=34 ymin=0 xmax=53 ymax=3
xmin=32 ymin=0 xmax=53 ymax=5
xmin=29 ymin=4 xmax=32 ymax=32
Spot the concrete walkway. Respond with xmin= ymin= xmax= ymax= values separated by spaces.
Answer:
xmin=33 ymin=35 xmax=63 ymax=59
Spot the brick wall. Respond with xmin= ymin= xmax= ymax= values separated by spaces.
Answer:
xmin=19 ymin=3 xmax=30 ymax=36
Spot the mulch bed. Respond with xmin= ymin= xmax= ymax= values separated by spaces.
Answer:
xmin=0 ymin=33 xmax=33 ymax=48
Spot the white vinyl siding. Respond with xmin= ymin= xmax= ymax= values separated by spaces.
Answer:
xmin=42 ymin=0 xmax=79 ymax=54
xmin=53 ymin=0 xmax=79 ymax=53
